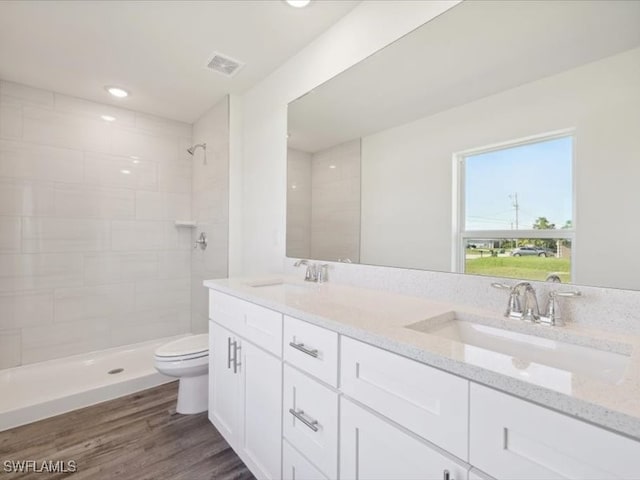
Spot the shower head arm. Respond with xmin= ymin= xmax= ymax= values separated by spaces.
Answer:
xmin=187 ymin=143 xmax=207 ymax=155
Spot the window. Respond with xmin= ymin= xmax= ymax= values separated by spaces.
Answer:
xmin=454 ymin=132 xmax=574 ymax=283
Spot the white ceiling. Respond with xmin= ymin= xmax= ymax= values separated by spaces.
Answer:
xmin=288 ymin=0 xmax=640 ymax=153
xmin=0 ymin=0 xmax=359 ymax=123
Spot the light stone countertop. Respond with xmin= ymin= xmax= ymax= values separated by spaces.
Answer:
xmin=204 ymin=276 xmax=640 ymax=441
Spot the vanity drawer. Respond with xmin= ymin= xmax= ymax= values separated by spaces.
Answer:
xmin=340 ymin=336 xmax=469 ymax=460
xmin=209 ymin=290 xmax=283 ymax=356
xmin=283 ymin=439 xmax=328 ymax=480
xmin=283 ymin=365 xmax=339 ymax=479
xmin=284 ymin=316 xmax=338 ymax=387
xmin=469 ymin=383 xmax=640 ymax=479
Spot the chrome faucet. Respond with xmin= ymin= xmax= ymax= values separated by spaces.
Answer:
xmin=293 ymin=260 xmax=328 ymax=283
xmin=492 ymin=281 xmax=539 ymax=321
xmin=492 ymin=281 xmax=581 ymax=326
xmin=293 ymin=259 xmax=314 ymax=281
xmin=513 ymin=282 xmax=540 ymax=322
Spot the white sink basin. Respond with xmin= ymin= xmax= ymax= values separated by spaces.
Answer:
xmin=245 ymin=278 xmax=315 ymax=291
xmin=407 ymin=316 xmax=630 ymax=390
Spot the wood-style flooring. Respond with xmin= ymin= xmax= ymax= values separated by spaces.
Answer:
xmin=0 ymin=381 xmax=254 ymax=480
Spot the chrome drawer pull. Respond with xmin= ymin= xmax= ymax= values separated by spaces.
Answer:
xmin=288 ymin=408 xmax=319 ymax=432
xmin=233 ymin=343 xmax=240 ymax=374
xmin=288 ymin=341 xmax=319 ymax=358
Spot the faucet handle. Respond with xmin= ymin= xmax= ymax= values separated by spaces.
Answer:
xmin=492 ymin=282 xmax=523 ymax=318
xmin=541 ymin=290 xmax=582 ymax=326
xmin=317 ymin=264 xmax=329 ymax=284
xmin=304 ymin=263 xmax=317 ymax=282
xmin=552 ymin=290 xmax=582 ymax=298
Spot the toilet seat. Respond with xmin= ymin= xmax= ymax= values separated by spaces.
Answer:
xmin=154 ymin=334 xmax=208 ymax=361
xmin=153 ymin=334 xmax=210 ymax=414
xmin=154 ymin=351 xmax=208 ymax=362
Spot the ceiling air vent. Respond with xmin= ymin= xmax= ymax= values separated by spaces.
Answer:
xmin=206 ymin=52 xmax=244 ymax=77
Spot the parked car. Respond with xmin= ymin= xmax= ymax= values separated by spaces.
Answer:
xmin=510 ymin=246 xmax=555 ymax=257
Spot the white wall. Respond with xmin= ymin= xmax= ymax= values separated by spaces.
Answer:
xmin=0 ymin=80 xmax=192 ymax=368
xmin=191 ymin=97 xmax=229 ymax=334
xmin=233 ymin=0 xmax=460 ymax=275
xmin=359 ymin=47 xmax=640 ymax=289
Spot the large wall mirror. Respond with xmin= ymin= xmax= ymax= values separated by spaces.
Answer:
xmin=286 ymin=0 xmax=640 ymax=291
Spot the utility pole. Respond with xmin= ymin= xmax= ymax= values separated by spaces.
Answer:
xmin=509 ymin=193 xmax=519 ymax=230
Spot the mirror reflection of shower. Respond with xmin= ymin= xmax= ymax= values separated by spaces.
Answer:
xmin=187 ymin=143 xmax=207 ymax=164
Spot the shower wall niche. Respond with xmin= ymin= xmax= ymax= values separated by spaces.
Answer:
xmin=0 ymin=80 xmax=193 ymax=368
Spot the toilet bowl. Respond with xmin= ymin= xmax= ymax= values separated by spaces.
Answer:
xmin=154 ymin=334 xmax=209 ymax=414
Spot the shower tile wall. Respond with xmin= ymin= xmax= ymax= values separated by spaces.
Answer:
xmin=311 ymin=139 xmax=361 ymax=263
xmin=190 ymin=97 xmax=229 ymax=334
xmin=286 ymin=148 xmax=312 ymax=259
xmin=0 ymin=80 xmax=193 ymax=368
xmin=286 ymin=140 xmax=361 ymax=263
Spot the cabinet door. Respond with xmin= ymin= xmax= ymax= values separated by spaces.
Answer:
xmin=240 ymin=340 xmax=283 ymax=480
xmin=340 ymin=397 xmax=469 ymax=480
xmin=209 ymin=321 xmax=241 ymax=444
xmin=470 ymin=383 xmax=640 ymax=480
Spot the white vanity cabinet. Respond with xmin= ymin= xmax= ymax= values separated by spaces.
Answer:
xmin=340 ymin=397 xmax=469 ymax=480
xmin=469 ymin=384 xmax=640 ymax=480
xmin=208 ymin=293 xmax=283 ymax=480
xmin=206 ymin=285 xmax=640 ymax=480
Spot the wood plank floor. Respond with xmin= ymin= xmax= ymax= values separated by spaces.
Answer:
xmin=0 ymin=381 xmax=254 ymax=480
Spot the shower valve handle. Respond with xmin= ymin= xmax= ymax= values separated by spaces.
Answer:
xmin=194 ymin=232 xmax=208 ymax=250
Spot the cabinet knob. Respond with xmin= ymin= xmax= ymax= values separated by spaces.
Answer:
xmin=443 ymin=469 xmax=453 ymax=480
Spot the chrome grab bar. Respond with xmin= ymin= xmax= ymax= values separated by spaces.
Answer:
xmin=288 ymin=408 xmax=319 ymax=432
xmin=288 ymin=341 xmax=319 ymax=358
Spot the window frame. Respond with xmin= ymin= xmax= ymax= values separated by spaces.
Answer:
xmin=451 ymin=129 xmax=576 ymax=280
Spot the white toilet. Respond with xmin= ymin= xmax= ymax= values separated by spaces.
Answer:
xmin=153 ymin=334 xmax=209 ymax=414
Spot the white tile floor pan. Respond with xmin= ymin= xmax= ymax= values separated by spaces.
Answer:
xmin=0 ymin=336 xmax=184 ymax=431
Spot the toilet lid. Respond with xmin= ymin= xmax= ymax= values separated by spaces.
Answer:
xmin=155 ymin=334 xmax=208 ymax=358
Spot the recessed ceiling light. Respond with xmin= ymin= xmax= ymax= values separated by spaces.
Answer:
xmin=120 ymin=169 xmax=131 ymax=175
xmin=286 ymin=0 xmax=311 ymax=7
xmin=101 ymin=115 xmax=116 ymax=122
xmin=105 ymin=86 xmax=129 ymax=98
xmin=329 ymin=165 xmax=336 ymax=169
